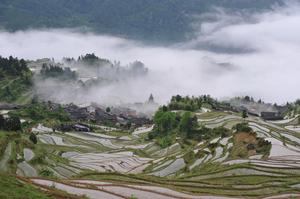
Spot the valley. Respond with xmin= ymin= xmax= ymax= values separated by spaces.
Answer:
xmin=1 ymin=1 xmax=300 ymax=196
xmin=1 ymin=103 xmax=300 ymax=198
xmin=0 ymin=52 xmax=300 ymax=199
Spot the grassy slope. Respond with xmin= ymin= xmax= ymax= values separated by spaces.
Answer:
xmin=0 ymin=76 xmax=32 ymax=104
xmin=0 ymin=173 xmax=53 ymax=199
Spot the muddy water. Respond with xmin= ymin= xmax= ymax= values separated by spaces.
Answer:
xmin=152 ymin=158 xmax=185 ymax=177
xmin=18 ymin=161 xmax=37 ymax=177
xmin=23 ymin=148 xmax=34 ymax=161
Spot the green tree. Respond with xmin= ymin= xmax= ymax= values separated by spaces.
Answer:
xmin=233 ymin=122 xmax=252 ymax=133
xmin=0 ymin=115 xmax=4 ymax=129
xmin=242 ymin=110 xmax=248 ymax=119
xmin=4 ymin=116 xmax=22 ymax=131
xmin=153 ymin=110 xmax=177 ymax=135
xmin=162 ymin=105 xmax=168 ymax=112
xmin=29 ymin=133 xmax=38 ymax=144
xmin=179 ymin=112 xmax=198 ymax=138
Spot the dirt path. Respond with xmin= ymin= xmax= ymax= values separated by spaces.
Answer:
xmin=0 ymin=77 xmax=19 ymax=89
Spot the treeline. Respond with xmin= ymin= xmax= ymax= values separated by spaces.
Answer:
xmin=0 ymin=56 xmax=30 ymax=77
xmin=76 ymin=53 xmax=111 ymax=66
xmin=40 ymin=63 xmax=77 ymax=80
xmin=285 ymin=99 xmax=300 ymax=119
xmin=165 ymin=95 xmax=224 ymax=112
xmin=64 ymin=53 xmax=148 ymax=77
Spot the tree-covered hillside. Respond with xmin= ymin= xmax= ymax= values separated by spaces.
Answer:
xmin=0 ymin=56 xmax=32 ymax=103
xmin=0 ymin=0 xmax=283 ymax=42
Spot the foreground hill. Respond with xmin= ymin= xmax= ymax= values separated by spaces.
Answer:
xmin=0 ymin=0 xmax=283 ymax=42
xmin=0 ymin=173 xmax=87 ymax=199
xmin=0 ymin=97 xmax=300 ymax=198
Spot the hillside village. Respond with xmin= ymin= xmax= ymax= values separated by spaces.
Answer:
xmin=1 ymin=86 xmax=300 ymax=198
xmin=0 ymin=53 xmax=300 ymax=199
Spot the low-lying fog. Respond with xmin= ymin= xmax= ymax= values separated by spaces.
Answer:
xmin=1 ymin=1 xmax=300 ymax=105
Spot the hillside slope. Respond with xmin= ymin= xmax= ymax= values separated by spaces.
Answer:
xmin=0 ymin=0 xmax=283 ymax=42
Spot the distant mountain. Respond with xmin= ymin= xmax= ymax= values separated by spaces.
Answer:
xmin=0 ymin=0 xmax=283 ymax=43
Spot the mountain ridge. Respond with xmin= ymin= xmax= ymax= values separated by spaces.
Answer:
xmin=0 ymin=0 xmax=284 ymax=43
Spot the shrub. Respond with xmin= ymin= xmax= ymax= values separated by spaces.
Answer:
xmin=2 ymin=116 xmax=22 ymax=131
xmin=29 ymin=133 xmax=37 ymax=144
xmin=183 ymin=151 xmax=195 ymax=164
xmin=233 ymin=122 xmax=252 ymax=133
xmin=129 ymin=195 xmax=138 ymax=199
xmin=0 ymin=115 xmax=4 ymax=129
xmin=30 ymin=154 xmax=46 ymax=165
xmin=39 ymin=168 xmax=54 ymax=177
xmin=157 ymin=135 xmax=174 ymax=148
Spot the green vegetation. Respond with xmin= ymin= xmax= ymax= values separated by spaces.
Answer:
xmin=74 ymin=53 xmax=147 ymax=77
xmin=0 ymin=131 xmax=10 ymax=157
xmin=242 ymin=110 xmax=248 ymax=118
xmin=0 ymin=131 xmax=36 ymax=172
xmin=29 ymin=153 xmax=46 ymax=165
xmin=0 ymin=115 xmax=22 ymax=131
xmin=130 ymin=195 xmax=138 ymax=199
xmin=0 ymin=56 xmax=29 ymax=77
xmin=233 ymin=122 xmax=252 ymax=133
xmin=231 ymin=123 xmax=271 ymax=158
xmin=0 ymin=0 xmax=282 ymax=43
xmin=149 ymin=108 xmax=231 ymax=147
xmin=29 ymin=132 xmax=37 ymax=144
xmin=0 ymin=92 xmax=298 ymax=198
xmin=197 ymin=111 xmax=228 ymax=119
xmin=0 ymin=173 xmax=53 ymax=199
xmin=40 ymin=63 xmax=77 ymax=80
xmin=0 ymin=56 xmax=32 ymax=102
xmin=77 ymin=53 xmax=111 ymax=66
xmin=166 ymin=95 xmax=222 ymax=111
xmin=9 ymin=102 xmax=70 ymax=123
xmin=105 ymin=107 xmax=111 ymax=113
xmin=284 ymin=99 xmax=300 ymax=118
xmin=39 ymin=168 xmax=54 ymax=177
xmin=76 ymin=171 xmax=300 ymax=198
xmin=0 ymin=172 xmax=87 ymax=198
xmin=183 ymin=150 xmax=196 ymax=164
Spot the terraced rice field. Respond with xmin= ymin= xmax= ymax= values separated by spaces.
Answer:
xmin=1 ymin=111 xmax=300 ymax=198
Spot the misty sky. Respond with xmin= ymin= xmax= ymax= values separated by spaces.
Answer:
xmin=0 ymin=2 xmax=300 ymax=105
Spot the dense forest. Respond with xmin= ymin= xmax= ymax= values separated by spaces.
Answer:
xmin=0 ymin=56 xmax=29 ymax=76
xmin=0 ymin=0 xmax=284 ymax=42
xmin=40 ymin=64 xmax=77 ymax=80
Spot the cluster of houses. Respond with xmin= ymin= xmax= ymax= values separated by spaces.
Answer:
xmin=260 ymin=112 xmax=284 ymax=120
xmin=63 ymin=103 xmax=151 ymax=129
xmin=59 ymin=123 xmax=91 ymax=132
xmin=231 ymin=105 xmax=285 ymax=120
